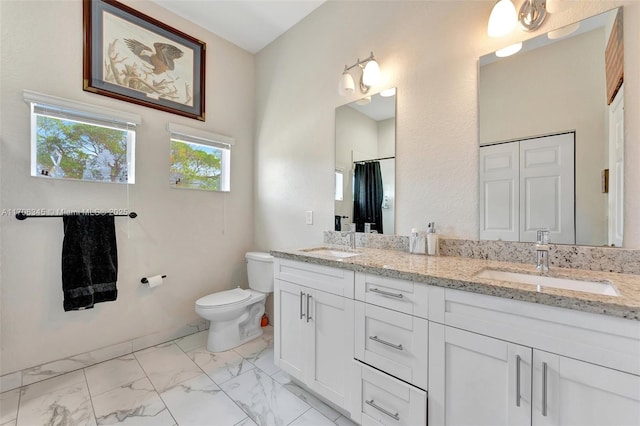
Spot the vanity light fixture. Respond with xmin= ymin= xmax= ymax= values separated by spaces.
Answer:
xmin=519 ymin=0 xmax=548 ymax=32
xmin=380 ymin=87 xmax=396 ymax=97
xmin=495 ymin=42 xmax=523 ymax=57
xmin=488 ymin=0 xmax=518 ymax=37
xmin=338 ymin=52 xmax=381 ymax=96
xmin=547 ymin=22 xmax=580 ymax=40
xmin=488 ymin=0 xmax=550 ymax=37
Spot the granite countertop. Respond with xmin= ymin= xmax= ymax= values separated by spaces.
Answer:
xmin=271 ymin=245 xmax=640 ymax=321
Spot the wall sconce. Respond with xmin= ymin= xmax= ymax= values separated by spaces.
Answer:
xmin=338 ymin=52 xmax=380 ymax=96
xmin=488 ymin=0 xmax=550 ymax=37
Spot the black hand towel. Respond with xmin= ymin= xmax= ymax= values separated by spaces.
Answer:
xmin=62 ymin=215 xmax=118 ymax=311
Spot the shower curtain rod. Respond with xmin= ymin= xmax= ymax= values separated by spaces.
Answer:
xmin=15 ymin=212 xmax=138 ymax=220
xmin=353 ymin=156 xmax=395 ymax=164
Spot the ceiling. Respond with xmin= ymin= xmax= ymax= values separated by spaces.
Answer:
xmin=151 ymin=0 xmax=326 ymax=53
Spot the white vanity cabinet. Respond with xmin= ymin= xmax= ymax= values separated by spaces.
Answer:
xmin=429 ymin=288 xmax=640 ymax=426
xmin=273 ymin=259 xmax=355 ymax=410
xmin=351 ymin=273 xmax=431 ymax=425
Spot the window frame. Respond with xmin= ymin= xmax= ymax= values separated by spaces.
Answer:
xmin=24 ymin=90 xmax=140 ymax=184
xmin=168 ymin=123 xmax=234 ymax=192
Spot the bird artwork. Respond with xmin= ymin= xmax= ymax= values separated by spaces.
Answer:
xmin=123 ymin=39 xmax=184 ymax=75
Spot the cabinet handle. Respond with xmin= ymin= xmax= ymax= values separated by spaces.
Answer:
xmin=300 ymin=291 xmax=305 ymax=320
xmin=369 ymin=287 xmax=404 ymax=299
xmin=542 ymin=361 xmax=548 ymax=417
xmin=306 ymin=294 xmax=312 ymax=322
xmin=369 ymin=335 xmax=403 ymax=351
xmin=515 ymin=355 xmax=521 ymax=407
xmin=365 ymin=399 xmax=400 ymax=421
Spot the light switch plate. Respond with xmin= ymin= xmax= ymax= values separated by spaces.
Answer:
xmin=305 ymin=210 xmax=313 ymax=225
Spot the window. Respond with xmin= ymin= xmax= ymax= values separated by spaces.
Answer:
xmin=25 ymin=91 xmax=139 ymax=184
xmin=335 ymin=169 xmax=344 ymax=201
xmin=169 ymin=124 xmax=233 ymax=192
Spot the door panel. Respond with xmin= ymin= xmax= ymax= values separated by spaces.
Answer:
xmin=307 ymin=289 xmax=354 ymax=408
xmin=533 ymin=350 xmax=640 ymax=426
xmin=480 ymin=142 xmax=519 ymax=241
xmin=274 ymin=279 xmax=305 ymax=381
xmin=520 ymin=133 xmax=575 ymax=244
xmin=438 ymin=326 xmax=531 ymax=426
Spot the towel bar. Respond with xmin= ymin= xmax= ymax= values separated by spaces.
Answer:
xmin=15 ymin=212 xmax=137 ymax=220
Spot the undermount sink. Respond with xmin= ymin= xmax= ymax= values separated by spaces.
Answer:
xmin=475 ymin=268 xmax=619 ymax=297
xmin=301 ymin=247 xmax=362 ymax=258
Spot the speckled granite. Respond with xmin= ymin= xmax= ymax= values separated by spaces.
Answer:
xmin=323 ymin=232 xmax=640 ymax=275
xmin=440 ymin=239 xmax=640 ymax=275
xmin=324 ymin=230 xmax=409 ymax=251
xmin=273 ymin=245 xmax=640 ymax=321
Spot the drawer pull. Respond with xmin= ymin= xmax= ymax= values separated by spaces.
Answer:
xmin=516 ymin=355 xmax=521 ymax=407
xmin=369 ymin=335 xmax=403 ymax=351
xmin=300 ymin=291 xmax=305 ymax=320
xmin=369 ymin=287 xmax=404 ymax=299
xmin=542 ymin=362 xmax=548 ymax=417
xmin=366 ymin=399 xmax=400 ymax=421
xmin=306 ymin=294 xmax=312 ymax=323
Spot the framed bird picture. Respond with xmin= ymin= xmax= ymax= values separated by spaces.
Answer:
xmin=83 ymin=0 xmax=206 ymax=121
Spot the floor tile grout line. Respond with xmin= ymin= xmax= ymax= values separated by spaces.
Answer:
xmin=80 ymin=368 xmax=99 ymax=425
xmin=172 ymin=335 xmax=298 ymax=426
xmin=287 ymin=406 xmax=314 ymax=426
xmin=131 ymin=347 xmax=180 ymax=426
xmin=166 ymin=340 xmax=259 ymax=425
xmin=12 ymin=384 xmax=23 ymax=425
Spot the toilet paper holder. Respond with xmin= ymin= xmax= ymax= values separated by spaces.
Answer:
xmin=141 ymin=275 xmax=167 ymax=284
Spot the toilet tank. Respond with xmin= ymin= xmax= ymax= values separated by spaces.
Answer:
xmin=245 ymin=252 xmax=274 ymax=293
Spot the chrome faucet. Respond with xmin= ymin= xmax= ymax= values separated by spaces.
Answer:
xmin=342 ymin=223 xmax=357 ymax=249
xmin=536 ymin=229 xmax=550 ymax=272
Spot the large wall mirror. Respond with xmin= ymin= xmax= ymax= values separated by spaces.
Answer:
xmin=335 ymin=89 xmax=396 ymax=234
xmin=479 ymin=8 xmax=624 ymax=247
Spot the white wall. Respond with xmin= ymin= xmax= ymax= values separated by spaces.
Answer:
xmin=0 ymin=0 xmax=255 ymax=374
xmin=480 ymin=29 xmax=608 ymax=246
xmin=254 ymin=0 xmax=640 ymax=250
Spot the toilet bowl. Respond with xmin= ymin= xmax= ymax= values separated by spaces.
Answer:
xmin=195 ymin=252 xmax=274 ymax=352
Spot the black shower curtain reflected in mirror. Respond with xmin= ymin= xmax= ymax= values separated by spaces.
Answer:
xmin=353 ymin=161 xmax=383 ymax=234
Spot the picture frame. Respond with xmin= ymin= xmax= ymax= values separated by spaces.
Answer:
xmin=83 ymin=0 xmax=206 ymax=121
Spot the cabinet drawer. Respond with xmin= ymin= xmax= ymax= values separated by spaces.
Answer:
xmin=355 ymin=301 xmax=428 ymax=390
xmin=351 ymin=361 xmax=427 ymax=426
xmin=275 ymin=258 xmax=354 ymax=297
xmin=355 ymin=273 xmax=429 ymax=318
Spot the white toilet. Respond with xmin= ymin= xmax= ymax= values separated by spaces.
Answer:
xmin=195 ymin=252 xmax=274 ymax=352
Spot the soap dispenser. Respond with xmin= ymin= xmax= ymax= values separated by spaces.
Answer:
xmin=427 ymin=222 xmax=439 ymax=256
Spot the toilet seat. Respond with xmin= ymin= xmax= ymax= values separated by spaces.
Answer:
xmin=196 ymin=288 xmax=251 ymax=309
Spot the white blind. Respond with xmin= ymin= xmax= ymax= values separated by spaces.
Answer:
xmin=24 ymin=90 xmax=141 ymax=131
xmin=168 ymin=123 xmax=234 ymax=150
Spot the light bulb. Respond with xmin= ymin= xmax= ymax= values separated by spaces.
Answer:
xmin=495 ymin=42 xmax=522 ymax=57
xmin=362 ymin=60 xmax=380 ymax=87
xmin=488 ymin=0 xmax=517 ymax=38
xmin=338 ymin=72 xmax=355 ymax=96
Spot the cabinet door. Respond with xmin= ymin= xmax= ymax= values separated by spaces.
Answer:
xmin=430 ymin=325 xmax=531 ymax=426
xmin=533 ymin=350 xmax=640 ymax=426
xmin=306 ymin=288 xmax=354 ymax=409
xmin=273 ymin=279 xmax=306 ymax=381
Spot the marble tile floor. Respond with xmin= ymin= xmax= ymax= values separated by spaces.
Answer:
xmin=0 ymin=326 xmax=356 ymax=426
